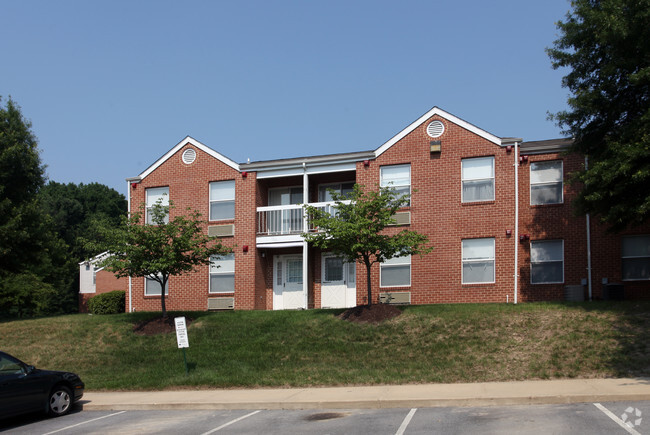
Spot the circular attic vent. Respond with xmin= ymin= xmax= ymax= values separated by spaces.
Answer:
xmin=182 ymin=148 xmax=197 ymax=164
xmin=426 ymin=120 xmax=445 ymax=138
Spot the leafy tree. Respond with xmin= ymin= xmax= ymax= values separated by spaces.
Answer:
xmin=39 ymin=182 xmax=127 ymax=313
xmin=0 ymin=97 xmax=71 ymax=317
xmin=303 ymin=184 xmax=432 ymax=306
xmin=547 ymin=0 xmax=650 ymax=230
xmin=0 ymin=97 xmax=48 ymax=275
xmin=88 ymin=200 xmax=230 ymax=318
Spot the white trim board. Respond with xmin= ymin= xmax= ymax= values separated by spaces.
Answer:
xmin=374 ymin=107 xmax=502 ymax=157
xmin=137 ymin=136 xmax=240 ymax=180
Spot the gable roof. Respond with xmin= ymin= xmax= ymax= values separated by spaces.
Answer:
xmin=135 ymin=136 xmax=240 ymax=181
xmin=373 ymin=107 xmax=504 ymax=157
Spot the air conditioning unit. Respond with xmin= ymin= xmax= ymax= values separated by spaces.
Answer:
xmin=389 ymin=211 xmax=411 ymax=226
xmin=208 ymin=224 xmax=235 ymax=237
xmin=207 ymin=297 xmax=235 ymax=310
xmin=379 ymin=292 xmax=411 ymax=305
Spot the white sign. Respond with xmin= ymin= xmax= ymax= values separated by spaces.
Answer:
xmin=174 ymin=316 xmax=189 ymax=348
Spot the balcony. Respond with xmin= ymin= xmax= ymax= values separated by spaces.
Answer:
xmin=257 ymin=202 xmax=339 ymax=236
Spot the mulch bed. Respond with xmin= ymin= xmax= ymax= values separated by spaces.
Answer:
xmin=338 ymin=304 xmax=402 ymax=324
xmin=133 ymin=317 xmax=192 ymax=335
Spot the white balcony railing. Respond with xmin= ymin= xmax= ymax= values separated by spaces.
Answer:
xmin=257 ymin=202 xmax=341 ymax=236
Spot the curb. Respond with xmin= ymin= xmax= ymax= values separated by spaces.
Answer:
xmin=81 ymin=378 xmax=650 ymax=411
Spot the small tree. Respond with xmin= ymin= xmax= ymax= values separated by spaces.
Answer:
xmin=303 ymin=184 xmax=431 ymax=306
xmin=89 ymin=201 xmax=231 ymax=318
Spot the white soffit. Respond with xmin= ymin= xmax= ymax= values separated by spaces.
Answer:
xmin=374 ymin=107 xmax=502 ymax=157
xmin=255 ymin=162 xmax=357 ymax=179
xmin=138 ymin=136 xmax=240 ymax=180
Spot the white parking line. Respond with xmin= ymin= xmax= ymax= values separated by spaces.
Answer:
xmin=594 ymin=403 xmax=642 ymax=435
xmin=41 ymin=411 xmax=127 ymax=435
xmin=200 ymin=410 xmax=261 ymax=434
xmin=395 ymin=408 xmax=417 ymax=435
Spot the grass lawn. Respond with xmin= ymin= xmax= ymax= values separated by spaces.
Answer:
xmin=1 ymin=301 xmax=649 ymax=390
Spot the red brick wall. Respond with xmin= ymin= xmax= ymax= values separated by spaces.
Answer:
xmin=356 ymin=115 xmax=517 ymax=304
xmin=79 ymin=270 xmax=127 ymax=313
xmin=128 ymin=142 xmax=258 ymax=312
xmin=128 ymin=118 xmax=649 ymax=313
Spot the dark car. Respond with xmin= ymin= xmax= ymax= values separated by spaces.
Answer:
xmin=0 ymin=351 xmax=84 ymax=419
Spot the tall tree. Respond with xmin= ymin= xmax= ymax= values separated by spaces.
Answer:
xmin=88 ymin=201 xmax=230 ymax=318
xmin=0 ymin=97 xmax=68 ymax=317
xmin=0 ymin=97 xmax=47 ymax=274
xmin=303 ymin=184 xmax=431 ymax=306
xmin=547 ymin=0 xmax=650 ymax=230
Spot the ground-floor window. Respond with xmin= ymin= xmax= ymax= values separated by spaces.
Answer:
xmin=210 ymin=253 xmax=235 ymax=293
xmin=380 ymin=255 xmax=411 ymax=287
xmin=145 ymin=274 xmax=168 ymax=296
xmin=622 ymin=235 xmax=650 ymax=280
xmin=462 ymin=238 xmax=495 ymax=284
xmin=530 ymin=240 xmax=564 ymax=284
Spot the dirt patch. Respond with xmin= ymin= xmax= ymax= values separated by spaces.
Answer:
xmin=338 ymin=304 xmax=402 ymax=324
xmin=133 ymin=317 xmax=192 ymax=335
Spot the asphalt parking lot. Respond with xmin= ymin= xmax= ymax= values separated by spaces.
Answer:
xmin=1 ymin=401 xmax=647 ymax=435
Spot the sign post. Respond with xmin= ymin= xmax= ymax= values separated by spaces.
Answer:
xmin=174 ymin=316 xmax=189 ymax=374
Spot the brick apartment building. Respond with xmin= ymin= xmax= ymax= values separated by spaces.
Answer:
xmin=114 ymin=106 xmax=649 ymax=313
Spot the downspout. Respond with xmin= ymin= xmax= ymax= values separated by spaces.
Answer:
xmin=127 ymin=180 xmax=133 ymax=313
xmin=514 ymin=141 xmax=519 ymax=304
xmin=585 ymin=156 xmax=593 ymax=301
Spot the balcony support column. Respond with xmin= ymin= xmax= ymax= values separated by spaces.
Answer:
xmin=302 ymin=164 xmax=309 ymax=309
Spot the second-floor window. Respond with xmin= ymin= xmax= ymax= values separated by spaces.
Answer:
xmin=380 ymin=164 xmax=411 ymax=205
xmin=210 ymin=180 xmax=235 ymax=221
xmin=318 ymin=182 xmax=355 ymax=202
xmin=146 ymin=187 xmax=169 ymax=224
xmin=462 ymin=157 xmax=494 ymax=203
xmin=530 ymin=160 xmax=563 ymax=205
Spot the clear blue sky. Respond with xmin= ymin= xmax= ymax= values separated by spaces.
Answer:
xmin=1 ymin=0 xmax=571 ymax=196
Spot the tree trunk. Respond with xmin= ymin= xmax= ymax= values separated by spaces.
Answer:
xmin=160 ymin=276 xmax=168 ymax=319
xmin=365 ymin=258 xmax=372 ymax=306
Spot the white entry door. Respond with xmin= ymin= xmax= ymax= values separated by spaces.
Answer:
xmin=321 ymin=254 xmax=356 ymax=308
xmin=273 ymin=255 xmax=305 ymax=310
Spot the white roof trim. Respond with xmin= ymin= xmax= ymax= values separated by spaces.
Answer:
xmin=79 ymin=251 xmax=111 ymax=266
xmin=138 ymin=136 xmax=240 ymax=180
xmin=374 ymin=107 xmax=502 ymax=157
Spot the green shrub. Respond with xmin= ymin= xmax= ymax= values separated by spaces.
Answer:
xmin=88 ymin=290 xmax=125 ymax=315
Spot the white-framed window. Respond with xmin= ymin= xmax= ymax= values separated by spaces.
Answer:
xmin=462 ymin=238 xmax=495 ymax=284
xmin=530 ymin=240 xmax=564 ymax=284
xmin=622 ymin=235 xmax=650 ymax=280
xmin=146 ymin=187 xmax=169 ymax=224
xmin=210 ymin=253 xmax=235 ymax=293
xmin=210 ymin=180 xmax=235 ymax=221
xmin=530 ymin=160 xmax=563 ymax=205
xmin=380 ymin=254 xmax=411 ymax=287
xmin=318 ymin=182 xmax=355 ymax=202
xmin=145 ymin=274 xmax=168 ymax=296
xmin=380 ymin=164 xmax=411 ymax=205
xmin=462 ymin=157 xmax=495 ymax=202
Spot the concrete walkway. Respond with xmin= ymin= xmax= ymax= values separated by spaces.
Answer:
xmin=82 ymin=378 xmax=650 ymax=411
